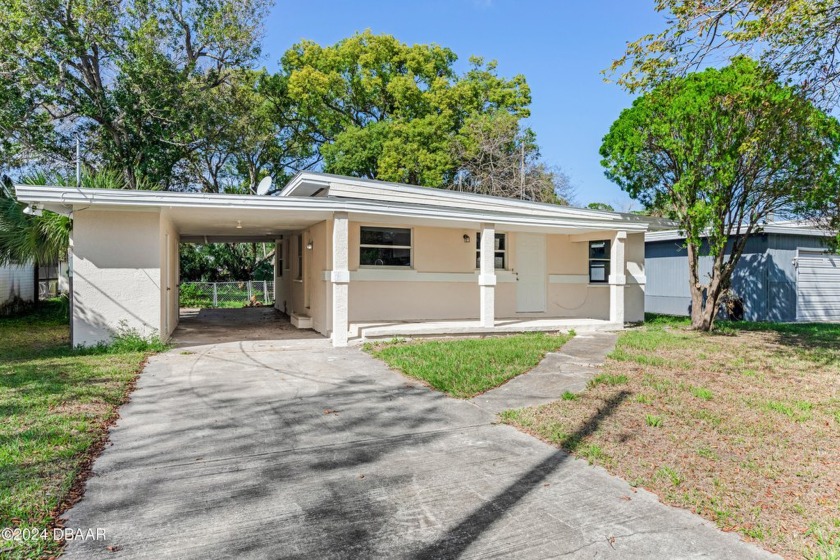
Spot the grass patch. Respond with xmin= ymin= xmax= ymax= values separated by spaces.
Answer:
xmin=561 ymin=391 xmax=578 ymax=401
xmin=690 ymin=386 xmax=714 ymax=401
xmin=645 ymin=414 xmax=663 ymax=427
xmin=587 ymin=373 xmax=628 ymax=388
xmin=365 ymin=331 xmax=573 ymax=398
xmin=0 ymin=301 xmax=164 ymax=558
xmin=501 ymin=317 xmax=840 ymax=558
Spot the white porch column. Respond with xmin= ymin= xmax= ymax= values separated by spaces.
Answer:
xmin=479 ymin=223 xmax=496 ymax=328
xmin=331 ymin=212 xmax=350 ymax=347
xmin=609 ymin=230 xmax=627 ymax=325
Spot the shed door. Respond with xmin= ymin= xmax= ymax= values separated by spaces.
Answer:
xmin=796 ymin=250 xmax=840 ymax=322
xmin=516 ymin=234 xmax=546 ymax=313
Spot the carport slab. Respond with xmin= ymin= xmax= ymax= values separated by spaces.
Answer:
xmin=61 ymin=338 xmax=776 ymax=559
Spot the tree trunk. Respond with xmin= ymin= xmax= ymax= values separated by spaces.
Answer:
xmin=687 ymin=242 xmax=706 ymax=329
xmin=688 ymin=242 xmax=729 ymax=331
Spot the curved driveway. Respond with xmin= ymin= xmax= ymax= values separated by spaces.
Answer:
xmin=63 ymin=332 xmax=775 ymax=559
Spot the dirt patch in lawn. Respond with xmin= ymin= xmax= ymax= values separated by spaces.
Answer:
xmin=501 ymin=321 xmax=840 ymax=559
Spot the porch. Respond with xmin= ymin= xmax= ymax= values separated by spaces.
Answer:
xmin=350 ymin=317 xmax=622 ymax=342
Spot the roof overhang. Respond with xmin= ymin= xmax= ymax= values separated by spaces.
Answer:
xmin=15 ymin=179 xmax=651 ymax=236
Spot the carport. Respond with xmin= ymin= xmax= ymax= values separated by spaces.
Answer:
xmin=170 ymin=307 xmax=323 ymax=346
xmin=13 ymin=185 xmax=341 ymax=346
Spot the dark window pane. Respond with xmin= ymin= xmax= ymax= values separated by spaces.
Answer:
xmin=361 ymin=227 xmax=411 ymax=246
xmin=360 ymin=247 xmax=411 ymax=266
xmin=589 ymin=240 xmax=610 ymax=260
xmin=475 ymin=251 xmax=506 ymax=269
xmin=589 ymin=261 xmax=609 ymax=283
xmin=476 ymin=232 xmax=505 ymax=250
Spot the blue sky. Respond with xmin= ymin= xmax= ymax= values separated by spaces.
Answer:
xmin=260 ymin=1 xmax=668 ymax=208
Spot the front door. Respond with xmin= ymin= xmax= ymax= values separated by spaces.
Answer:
xmin=516 ymin=233 xmax=546 ymax=312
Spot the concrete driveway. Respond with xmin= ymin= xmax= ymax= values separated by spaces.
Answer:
xmin=63 ymin=328 xmax=774 ymax=558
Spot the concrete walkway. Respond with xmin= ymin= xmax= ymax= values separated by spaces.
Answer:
xmin=470 ymin=332 xmax=620 ymax=414
xmin=61 ymin=334 xmax=775 ymax=559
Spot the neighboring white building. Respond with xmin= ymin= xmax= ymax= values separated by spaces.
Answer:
xmin=0 ymin=262 xmax=35 ymax=311
xmin=16 ymin=172 xmax=657 ymax=347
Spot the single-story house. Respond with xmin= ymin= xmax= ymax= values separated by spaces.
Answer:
xmin=16 ymin=172 xmax=655 ymax=347
xmin=0 ymin=262 xmax=35 ymax=313
xmin=645 ymin=222 xmax=839 ymax=322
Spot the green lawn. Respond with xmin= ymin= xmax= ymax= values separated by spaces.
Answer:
xmin=501 ymin=315 xmax=840 ymax=559
xmin=0 ymin=301 xmax=164 ymax=559
xmin=365 ymin=331 xmax=574 ymax=398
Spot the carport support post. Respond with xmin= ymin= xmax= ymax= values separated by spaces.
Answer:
xmin=479 ymin=223 xmax=496 ymax=328
xmin=331 ymin=212 xmax=350 ymax=347
xmin=610 ymin=230 xmax=627 ymax=325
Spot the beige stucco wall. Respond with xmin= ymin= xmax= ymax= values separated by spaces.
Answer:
xmin=341 ymin=222 xmax=644 ymax=324
xmin=274 ymin=222 xmax=331 ymax=336
xmin=275 ymin=219 xmax=645 ymax=331
xmin=72 ymin=209 xmax=162 ymax=346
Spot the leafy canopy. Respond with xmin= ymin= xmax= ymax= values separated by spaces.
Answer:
xmin=612 ymin=1 xmax=840 ymax=107
xmin=601 ymin=57 xmax=840 ymax=328
xmin=0 ymin=0 xmax=270 ymax=189
xmin=280 ymin=31 xmax=532 ymax=187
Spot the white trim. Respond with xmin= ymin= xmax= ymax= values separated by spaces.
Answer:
xmin=16 ymin=183 xmax=650 ymax=233
xmin=283 ymin=172 xmax=630 ymax=220
xmin=321 ymin=269 xmax=517 ymax=283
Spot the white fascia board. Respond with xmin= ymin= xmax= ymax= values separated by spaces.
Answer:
xmin=283 ymin=171 xmax=631 ymax=221
xmin=646 ymin=223 xmax=835 ymax=242
xmin=15 ymin=185 xmax=649 ymax=232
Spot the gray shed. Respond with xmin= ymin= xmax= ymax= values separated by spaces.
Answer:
xmin=645 ymin=222 xmax=838 ymax=322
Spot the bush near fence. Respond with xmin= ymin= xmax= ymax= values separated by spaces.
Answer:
xmin=179 ymin=281 xmax=275 ymax=309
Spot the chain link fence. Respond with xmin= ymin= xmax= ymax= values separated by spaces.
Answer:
xmin=179 ymin=281 xmax=275 ymax=309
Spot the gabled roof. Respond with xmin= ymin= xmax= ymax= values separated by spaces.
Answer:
xmin=645 ymin=220 xmax=835 ymax=242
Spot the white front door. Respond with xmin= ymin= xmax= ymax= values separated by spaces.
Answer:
xmin=516 ymin=233 xmax=546 ymax=313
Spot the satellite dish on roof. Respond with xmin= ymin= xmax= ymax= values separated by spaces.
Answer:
xmin=256 ymin=176 xmax=272 ymax=196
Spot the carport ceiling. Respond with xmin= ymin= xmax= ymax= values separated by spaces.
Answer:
xmin=166 ymin=206 xmax=332 ymax=242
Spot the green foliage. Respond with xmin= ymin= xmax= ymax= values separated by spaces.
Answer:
xmin=612 ymin=1 xmax=840 ymax=109
xmin=646 ymin=414 xmax=664 ymax=427
xmin=0 ymin=0 xmax=270 ymax=189
xmin=281 ymin=31 xmax=533 ymax=187
xmin=601 ymin=57 xmax=840 ymax=330
xmin=180 ymin=242 xmax=275 ymax=282
xmin=0 ymin=176 xmax=70 ymax=266
xmin=587 ymin=202 xmax=615 ymax=212
xmin=561 ymin=390 xmax=579 ymax=401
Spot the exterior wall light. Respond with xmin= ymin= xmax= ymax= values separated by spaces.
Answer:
xmin=463 ymin=234 xmax=471 ymax=243
xmin=306 ymin=240 xmax=314 ymax=250
xmin=235 ymin=220 xmax=242 ymax=229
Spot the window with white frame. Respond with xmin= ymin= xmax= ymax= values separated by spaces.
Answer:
xmin=589 ymin=240 xmax=611 ymax=283
xmin=360 ymin=227 xmax=411 ymax=267
xmin=476 ymin=232 xmax=506 ymax=269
